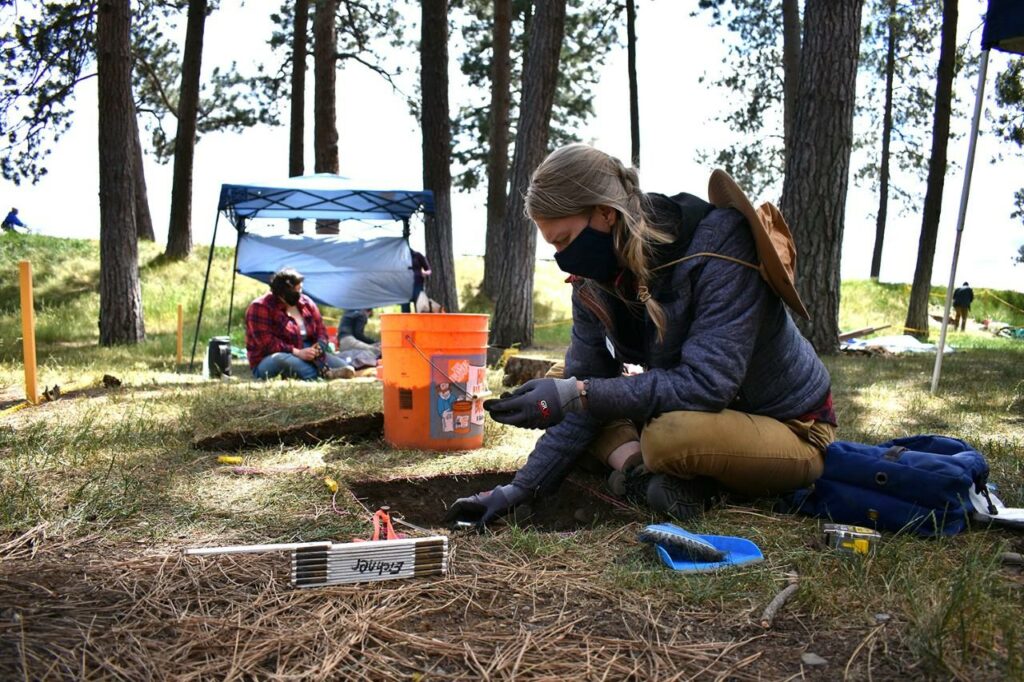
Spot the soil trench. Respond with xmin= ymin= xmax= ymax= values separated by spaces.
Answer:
xmin=349 ymin=471 xmax=645 ymax=532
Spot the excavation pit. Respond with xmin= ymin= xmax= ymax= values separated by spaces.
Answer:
xmin=349 ymin=471 xmax=645 ymax=532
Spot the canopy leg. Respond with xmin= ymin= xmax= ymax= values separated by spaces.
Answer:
xmin=931 ymin=49 xmax=989 ymax=394
xmin=189 ymin=212 xmax=221 ymax=372
xmin=226 ymin=228 xmax=242 ymax=339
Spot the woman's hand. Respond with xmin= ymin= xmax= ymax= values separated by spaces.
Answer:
xmin=483 ymin=377 xmax=584 ymax=429
xmin=444 ymin=484 xmax=529 ymax=529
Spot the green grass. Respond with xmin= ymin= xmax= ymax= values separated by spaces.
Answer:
xmin=2 ymin=233 xmax=1024 ymax=678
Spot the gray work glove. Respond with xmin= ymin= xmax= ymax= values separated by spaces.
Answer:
xmin=444 ymin=483 xmax=530 ymax=529
xmin=483 ymin=376 xmax=583 ymax=429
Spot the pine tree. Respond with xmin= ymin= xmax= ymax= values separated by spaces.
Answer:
xmin=490 ymin=0 xmax=568 ymax=348
xmin=421 ymin=0 xmax=458 ymax=312
xmin=97 ymin=0 xmax=145 ymax=345
xmin=904 ymin=0 xmax=958 ymax=341
xmin=779 ymin=0 xmax=864 ymax=354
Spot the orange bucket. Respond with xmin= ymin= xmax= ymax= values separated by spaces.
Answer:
xmin=380 ymin=313 xmax=489 ymax=450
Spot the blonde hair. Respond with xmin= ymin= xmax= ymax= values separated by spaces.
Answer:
xmin=525 ymin=143 xmax=674 ymax=338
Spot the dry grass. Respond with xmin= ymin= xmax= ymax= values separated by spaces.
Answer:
xmin=0 ymin=523 xmax=923 ymax=681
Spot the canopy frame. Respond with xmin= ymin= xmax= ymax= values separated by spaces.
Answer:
xmin=932 ymin=0 xmax=1024 ymax=393
xmin=188 ymin=176 xmax=433 ymax=372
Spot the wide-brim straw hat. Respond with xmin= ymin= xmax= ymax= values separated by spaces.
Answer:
xmin=707 ymin=169 xmax=810 ymax=320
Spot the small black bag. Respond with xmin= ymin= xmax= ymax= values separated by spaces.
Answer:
xmin=206 ymin=336 xmax=232 ymax=378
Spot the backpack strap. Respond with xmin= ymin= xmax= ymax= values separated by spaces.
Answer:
xmin=882 ymin=446 xmax=907 ymax=461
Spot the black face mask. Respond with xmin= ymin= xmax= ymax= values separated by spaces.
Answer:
xmin=554 ymin=226 xmax=619 ymax=281
xmin=281 ymin=289 xmax=301 ymax=306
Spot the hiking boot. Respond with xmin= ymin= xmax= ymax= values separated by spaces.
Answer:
xmin=325 ymin=365 xmax=356 ymax=380
xmin=611 ymin=464 xmax=719 ymax=522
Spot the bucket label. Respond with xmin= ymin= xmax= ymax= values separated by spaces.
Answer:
xmin=430 ymin=353 xmax=486 ymax=439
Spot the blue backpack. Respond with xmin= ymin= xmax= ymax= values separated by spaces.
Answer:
xmin=786 ymin=435 xmax=990 ymax=537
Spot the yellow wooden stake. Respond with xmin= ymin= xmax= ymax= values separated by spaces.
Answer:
xmin=176 ymin=303 xmax=184 ymax=367
xmin=19 ymin=260 xmax=39 ymax=405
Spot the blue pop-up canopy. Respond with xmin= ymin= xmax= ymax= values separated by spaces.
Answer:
xmin=982 ymin=0 xmax=1024 ymax=54
xmin=218 ymin=173 xmax=435 ymax=225
xmin=190 ymin=174 xmax=435 ymax=371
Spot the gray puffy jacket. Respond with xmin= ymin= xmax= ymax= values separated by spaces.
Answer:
xmin=511 ymin=193 xmax=832 ymax=494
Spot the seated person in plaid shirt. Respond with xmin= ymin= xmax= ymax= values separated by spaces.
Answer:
xmin=245 ymin=268 xmax=355 ymax=380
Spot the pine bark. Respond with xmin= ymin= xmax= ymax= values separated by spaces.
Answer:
xmin=420 ymin=0 xmax=458 ymax=312
xmin=97 ymin=0 xmax=145 ymax=345
xmin=904 ymin=0 xmax=957 ymax=340
xmin=782 ymin=0 xmax=801 ymax=153
xmin=870 ymin=0 xmax=898 ymax=280
xmin=779 ymin=0 xmax=863 ymax=354
xmin=164 ymin=0 xmax=207 ymax=260
xmin=482 ymin=0 xmax=512 ymax=300
xmin=289 ymin=0 xmax=309 ymax=235
xmin=622 ymin=0 xmax=638 ymax=167
xmin=626 ymin=0 xmax=640 ymax=168
xmin=313 ymin=0 xmax=339 ymax=235
xmin=130 ymin=104 xmax=156 ymax=241
xmin=490 ymin=0 xmax=567 ymax=348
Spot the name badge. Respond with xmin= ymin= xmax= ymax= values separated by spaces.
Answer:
xmin=605 ymin=336 xmax=616 ymax=358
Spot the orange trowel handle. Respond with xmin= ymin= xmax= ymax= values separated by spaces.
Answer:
xmin=371 ymin=508 xmax=399 ymax=541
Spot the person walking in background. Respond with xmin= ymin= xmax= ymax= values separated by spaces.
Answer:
xmin=402 ymin=249 xmax=432 ymax=312
xmin=337 ymin=308 xmax=381 ymax=355
xmin=953 ymin=282 xmax=974 ymax=332
xmin=2 ymin=207 xmax=25 ymax=232
xmin=245 ymin=268 xmax=355 ymax=381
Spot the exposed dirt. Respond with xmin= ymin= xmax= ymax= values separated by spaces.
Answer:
xmin=192 ymin=412 xmax=383 ymax=450
xmin=349 ymin=471 xmax=646 ymax=532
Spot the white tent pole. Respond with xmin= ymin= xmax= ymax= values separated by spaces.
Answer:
xmin=931 ymin=49 xmax=990 ymax=395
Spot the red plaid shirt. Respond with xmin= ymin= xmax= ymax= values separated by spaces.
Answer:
xmin=245 ymin=292 xmax=328 ymax=369
xmin=798 ymin=390 xmax=837 ymax=426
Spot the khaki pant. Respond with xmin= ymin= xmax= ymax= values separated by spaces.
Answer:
xmin=546 ymin=362 xmax=834 ymax=496
xmin=953 ymin=306 xmax=969 ymax=332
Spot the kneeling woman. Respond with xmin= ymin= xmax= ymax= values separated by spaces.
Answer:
xmin=448 ymin=144 xmax=835 ymax=527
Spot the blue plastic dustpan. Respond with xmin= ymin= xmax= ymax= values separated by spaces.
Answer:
xmin=642 ymin=523 xmax=764 ymax=573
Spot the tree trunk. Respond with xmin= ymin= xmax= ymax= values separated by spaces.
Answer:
xmin=130 ymin=104 xmax=156 ymax=241
xmin=313 ymin=0 xmax=339 ymax=235
xmin=164 ymin=0 xmax=206 ymax=260
xmin=490 ymin=0 xmax=567 ymax=348
xmin=626 ymin=0 xmax=640 ymax=168
xmin=782 ymin=0 xmax=801 ymax=155
xmin=779 ymin=0 xmax=863 ymax=354
xmin=420 ymin=0 xmax=458 ymax=312
xmin=289 ymin=0 xmax=309 ymax=235
xmin=870 ymin=0 xmax=897 ymax=280
xmin=97 ymin=0 xmax=145 ymax=345
xmin=904 ymin=0 xmax=957 ymax=340
xmin=482 ymin=0 xmax=512 ymax=300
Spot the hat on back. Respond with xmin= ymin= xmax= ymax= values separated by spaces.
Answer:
xmin=707 ymin=169 xmax=810 ymax=320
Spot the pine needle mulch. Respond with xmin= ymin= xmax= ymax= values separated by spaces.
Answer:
xmin=0 ymin=524 xmax=795 ymax=681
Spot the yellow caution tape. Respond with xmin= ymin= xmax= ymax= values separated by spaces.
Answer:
xmin=0 ymin=401 xmax=30 ymax=418
xmin=983 ymin=290 xmax=1024 ymax=316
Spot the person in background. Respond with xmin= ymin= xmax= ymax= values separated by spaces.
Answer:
xmin=337 ymin=308 xmax=381 ymax=355
xmin=2 ymin=207 xmax=25 ymax=232
xmin=952 ymin=282 xmax=974 ymax=332
xmin=402 ymin=249 xmax=432 ymax=312
xmin=446 ymin=143 xmax=835 ymax=528
xmin=245 ymin=268 xmax=355 ymax=380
